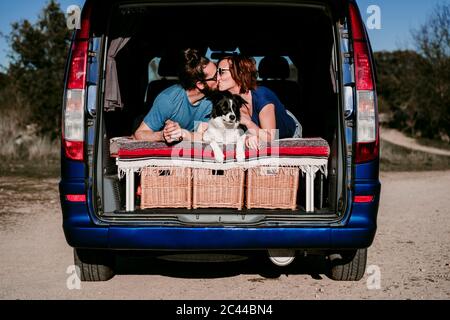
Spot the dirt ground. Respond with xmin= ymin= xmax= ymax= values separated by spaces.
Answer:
xmin=0 ymin=171 xmax=449 ymax=300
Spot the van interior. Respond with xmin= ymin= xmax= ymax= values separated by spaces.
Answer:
xmin=96 ymin=3 xmax=346 ymax=223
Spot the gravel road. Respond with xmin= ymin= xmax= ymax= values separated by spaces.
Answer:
xmin=1 ymin=171 xmax=449 ymax=300
xmin=380 ymin=128 xmax=450 ymax=157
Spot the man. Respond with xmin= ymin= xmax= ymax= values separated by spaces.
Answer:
xmin=134 ymin=49 xmax=217 ymax=143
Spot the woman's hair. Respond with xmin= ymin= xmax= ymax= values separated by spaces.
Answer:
xmin=221 ymin=55 xmax=258 ymax=94
xmin=178 ymin=48 xmax=211 ymax=90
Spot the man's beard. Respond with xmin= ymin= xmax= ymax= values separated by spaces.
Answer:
xmin=200 ymin=83 xmax=218 ymax=97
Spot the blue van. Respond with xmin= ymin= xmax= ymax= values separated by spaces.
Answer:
xmin=60 ymin=0 xmax=381 ymax=281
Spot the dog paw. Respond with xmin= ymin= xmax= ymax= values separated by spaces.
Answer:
xmin=236 ymin=151 xmax=245 ymax=162
xmin=214 ymin=152 xmax=225 ymax=163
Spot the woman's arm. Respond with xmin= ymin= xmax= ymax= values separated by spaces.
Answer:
xmin=257 ymin=104 xmax=277 ymax=141
xmin=240 ymin=104 xmax=277 ymax=149
xmin=242 ymin=104 xmax=276 ymax=141
xmin=180 ymin=122 xmax=209 ymax=142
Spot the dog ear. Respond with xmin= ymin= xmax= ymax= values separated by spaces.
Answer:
xmin=211 ymin=104 xmax=219 ymax=118
xmin=207 ymin=91 xmax=225 ymax=106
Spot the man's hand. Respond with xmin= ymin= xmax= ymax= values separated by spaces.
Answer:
xmin=163 ymin=120 xmax=183 ymax=143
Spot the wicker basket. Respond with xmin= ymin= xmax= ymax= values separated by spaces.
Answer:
xmin=141 ymin=167 xmax=192 ymax=209
xmin=192 ymin=168 xmax=245 ymax=210
xmin=246 ymin=167 xmax=300 ymax=210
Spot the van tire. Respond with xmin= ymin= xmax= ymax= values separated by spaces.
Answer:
xmin=327 ymin=248 xmax=367 ymax=281
xmin=74 ymin=249 xmax=115 ymax=282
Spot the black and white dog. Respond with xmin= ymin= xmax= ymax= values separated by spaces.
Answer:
xmin=203 ymin=91 xmax=247 ymax=163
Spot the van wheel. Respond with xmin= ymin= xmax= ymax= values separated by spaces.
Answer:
xmin=327 ymin=249 xmax=367 ymax=281
xmin=74 ymin=249 xmax=115 ymax=282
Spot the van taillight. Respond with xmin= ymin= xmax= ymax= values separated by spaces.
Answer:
xmin=63 ymin=6 xmax=90 ymax=161
xmin=67 ymin=40 xmax=88 ymax=90
xmin=354 ymin=42 xmax=373 ymax=91
xmin=350 ymin=3 xmax=379 ymax=163
xmin=64 ymin=89 xmax=85 ymax=161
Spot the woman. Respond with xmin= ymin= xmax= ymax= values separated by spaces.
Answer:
xmin=216 ymin=55 xmax=300 ymax=149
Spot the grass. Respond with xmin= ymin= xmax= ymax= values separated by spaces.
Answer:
xmin=380 ymin=139 xmax=450 ymax=172
xmin=0 ymin=109 xmax=60 ymax=178
xmin=0 ymin=158 xmax=60 ymax=178
xmin=416 ymin=137 xmax=450 ymax=152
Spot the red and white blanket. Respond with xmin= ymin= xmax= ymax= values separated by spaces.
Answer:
xmin=111 ymin=137 xmax=330 ymax=175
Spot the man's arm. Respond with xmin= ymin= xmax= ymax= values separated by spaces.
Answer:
xmin=133 ymin=122 xmax=165 ymax=142
xmin=185 ymin=122 xmax=208 ymax=142
xmin=135 ymin=120 xmax=191 ymax=143
xmin=134 ymin=92 xmax=173 ymax=142
xmin=176 ymin=129 xmax=201 ymax=142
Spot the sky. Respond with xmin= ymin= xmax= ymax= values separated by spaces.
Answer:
xmin=0 ymin=0 xmax=448 ymax=69
xmin=0 ymin=0 xmax=84 ymax=69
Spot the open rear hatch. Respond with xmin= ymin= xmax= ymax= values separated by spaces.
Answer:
xmin=89 ymin=1 xmax=349 ymax=226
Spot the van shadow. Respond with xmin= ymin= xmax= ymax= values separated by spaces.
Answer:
xmin=115 ymin=252 xmax=330 ymax=280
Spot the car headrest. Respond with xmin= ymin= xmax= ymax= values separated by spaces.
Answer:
xmin=158 ymin=53 xmax=180 ymax=78
xmin=258 ymin=56 xmax=290 ymax=79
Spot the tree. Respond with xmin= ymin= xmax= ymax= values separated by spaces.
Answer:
xmin=0 ymin=71 xmax=12 ymax=113
xmin=374 ymin=50 xmax=426 ymax=131
xmin=411 ymin=3 xmax=450 ymax=140
xmin=375 ymin=3 xmax=450 ymax=142
xmin=6 ymin=0 xmax=71 ymax=138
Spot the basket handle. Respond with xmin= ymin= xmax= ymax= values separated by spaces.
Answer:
xmin=212 ymin=170 xmax=225 ymax=176
xmin=158 ymin=169 xmax=172 ymax=176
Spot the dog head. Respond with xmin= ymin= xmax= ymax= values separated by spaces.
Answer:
xmin=208 ymin=91 xmax=247 ymax=126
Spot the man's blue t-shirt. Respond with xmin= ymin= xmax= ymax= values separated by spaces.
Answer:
xmin=144 ymin=85 xmax=212 ymax=132
xmin=251 ymin=86 xmax=296 ymax=139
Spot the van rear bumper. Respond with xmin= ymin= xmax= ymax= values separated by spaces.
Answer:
xmin=61 ymin=180 xmax=380 ymax=251
xmin=63 ymin=223 xmax=377 ymax=251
